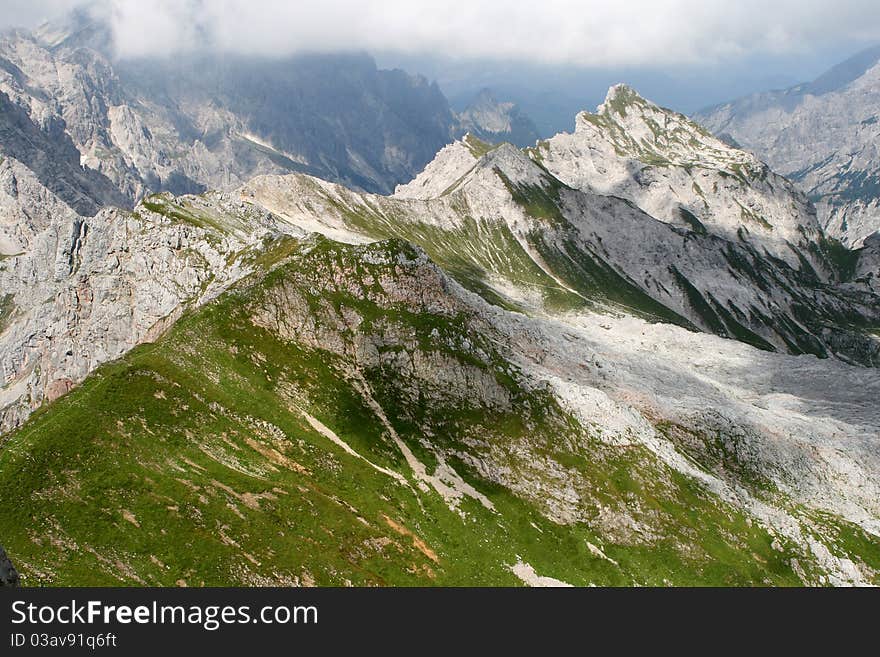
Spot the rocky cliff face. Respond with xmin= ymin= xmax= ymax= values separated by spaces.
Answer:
xmin=0 ymin=159 xmax=286 ymax=432
xmin=696 ymin=46 xmax=880 ymax=250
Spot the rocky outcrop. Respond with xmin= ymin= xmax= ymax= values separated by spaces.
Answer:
xmin=0 ymin=168 xmax=284 ymax=432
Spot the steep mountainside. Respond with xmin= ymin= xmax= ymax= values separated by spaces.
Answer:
xmin=456 ymin=89 xmax=542 ymax=148
xmin=279 ymin=141 xmax=880 ymax=364
xmin=4 ymin=93 xmax=879 ymax=435
xmin=1 ymin=212 xmax=878 ymax=586
xmin=1 ymin=83 xmax=878 ymax=586
xmin=696 ymin=46 xmax=880 ymax=249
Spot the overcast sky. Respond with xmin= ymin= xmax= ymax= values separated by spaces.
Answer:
xmin=2 ymin=0 xmax=880 ymax=68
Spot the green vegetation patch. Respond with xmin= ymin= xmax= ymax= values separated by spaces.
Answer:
xmin=463 ymin=134 xmax=499 ymax=159
xmin=678 ymin=207 xmax=708 ymax=235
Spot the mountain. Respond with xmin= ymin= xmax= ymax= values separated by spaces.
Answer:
xmin=1 ymin=85 xmax=878 ymax=586
xmin=0 ymin=10 xmax=459 ymax=200
xmin=696 ymin=46 xmax=880 ymax=249
xmin=0 ymin=10 xmax=543 ymax=206
xmin=455 ymin=88 xmax=542 ymax=147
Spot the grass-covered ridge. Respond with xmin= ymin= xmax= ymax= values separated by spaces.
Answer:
xmin=0 ymin=235 xmax=853 ymax=586
xmin=294 ymin=184 xmax=584 ymax=312
xmin=462 ymin=133 xmax=499 ymax=159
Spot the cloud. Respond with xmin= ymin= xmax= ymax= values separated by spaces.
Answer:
xmin=0 ymin=0 xmax=85 ymax=30
xmin=5 ymin=0 xmax=880 ymax=68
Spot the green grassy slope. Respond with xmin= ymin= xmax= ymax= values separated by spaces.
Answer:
xmin=0 ymin=236 xmax=849 ymax=586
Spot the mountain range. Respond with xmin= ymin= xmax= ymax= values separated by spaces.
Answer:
xmin=1 ymin=22 xmax=879 ymax=588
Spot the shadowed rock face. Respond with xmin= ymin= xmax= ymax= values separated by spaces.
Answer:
xmin=111 ymin=53 xmax=458 ymax=196
xmin=0 ymin=89 xmax=127 ymax=215
xmin=0 ymin=545 xmax=19 ymax=586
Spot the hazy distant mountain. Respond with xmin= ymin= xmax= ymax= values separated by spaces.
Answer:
xmin=455 ymin=88 xmax=541 ymax=146
xmin=697 ymin=45 xmax=880 ymax=248
xmin=0 ymin=9 xmax=459 ymax=200
xmin=3 ymin=81 xmax=879 ymax=585
xmin=0 ymin=9 xmax=551 ymax=210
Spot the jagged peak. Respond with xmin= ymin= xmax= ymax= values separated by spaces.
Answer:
xmin=591 ymin=84 xmax=689 ymax=128
xmin=458 ymin=141 xmax=565 ymax=199
xmin=571 ymin=84 xmax=758 ymax=170
xmin=474 ymin=141 xmax=537 ymax=172
xmin=395 ymin=133 xmax=555 ymax=201
xmin=598 ymin=83 xmax=648 ymax=115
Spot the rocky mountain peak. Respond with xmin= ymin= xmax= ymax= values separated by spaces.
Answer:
xmin=537 ymin=85 xmax=829 ymax=273
xmin=579 ymin=84 xmax=753 ymax=170
xmin=395 ymin=134 xmax=553 ymax=202
xmin=476 ymin=141 xmax=552 ymax=186
xmin=393 ymin=137 xmax=481 ymax=199
xmin=597 ymin=83 xmax=644 ymax=114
